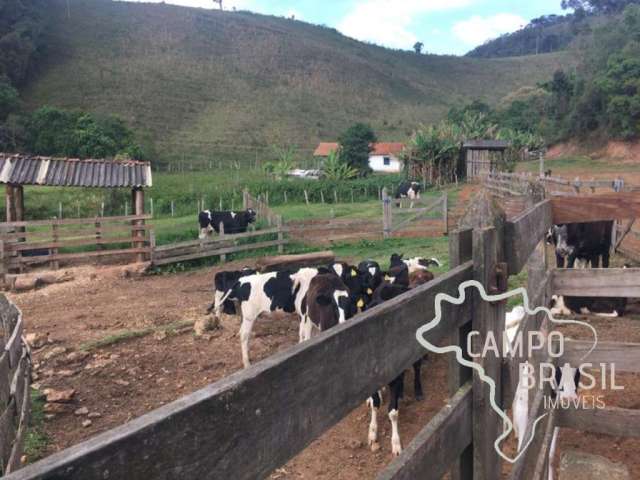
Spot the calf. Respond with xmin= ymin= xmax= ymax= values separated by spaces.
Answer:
xmin=365 ymin=281 xmax=424 ymax=456
xmin=395 ymin=181 xmax=421 ymax=200
xmin=390 ymin=253 xmax=441 ymax=274
xmin=548 ymin=221 xmax=613 ymax=268
xmin=409 ymin=269 xmax=434 ymax=287
xmin=550 ymin=294 xmax=626 ymax=318
xmin=357 ymin=260 xmax=383 ymax=302
xmin=198 ymin=209 xmax=256 ymax=239
xmin=222 ymin=271 xmax=296 ymax=368
xmin=207 ymin=267 xmax=256 ymax=317
xmin=299 ymin=273 xmax=353 ymax=341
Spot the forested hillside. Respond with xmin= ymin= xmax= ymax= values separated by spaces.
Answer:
xmin=7 ymin=0 xmax=567 ymax=165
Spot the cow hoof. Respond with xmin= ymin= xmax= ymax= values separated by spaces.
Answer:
xmin=370 ymin=441 xmax=380 ymax=452
xmin=392 ymin=444 xmax=402 ymax=456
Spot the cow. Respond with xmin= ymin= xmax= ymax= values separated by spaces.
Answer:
xmin=220 ymin=271 xmax=296 ymax=368
xmin=207 ymin=267 xmax=256 ymax=317
xmin=395 ymin=181 xmax=422 ymax=200
xmin=409 ymin=269 xmax=434 ymax=287
xmin=365 ymin=281 xmax=424 ymax=456
xmin=198 ymin=209 xmax=256 ymax=239
xmin=357 ymin=260 xmax=384 ymax=302
xmin=389 ymin=253 xmax=441 ymax=274
xmin=550 ymin=294 xmax=626 ymax=318
xmin=299 ymin=273 xmax=353 ymax=341
xmin=547 ymin=221 xmax=613 ymax=268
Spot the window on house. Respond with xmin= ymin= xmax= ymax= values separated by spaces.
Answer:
xmin=383 ymin=157 xmax=391 ymax=166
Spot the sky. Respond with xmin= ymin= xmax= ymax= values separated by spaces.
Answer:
xmin=121 ymin=0 xmax=567 ymax=55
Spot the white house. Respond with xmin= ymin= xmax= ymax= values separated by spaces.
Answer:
xmin=313 ymin=142 xmax=405 ymax=173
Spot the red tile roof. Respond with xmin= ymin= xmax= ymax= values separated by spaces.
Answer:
xmin=313 ymin=142 xmax=404 ymax=157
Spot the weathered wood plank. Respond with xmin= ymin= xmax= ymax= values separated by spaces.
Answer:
xmin=256 ymin=251 xmax=335 ymax=272
xmin=472 ymin=227 xmax=504 ymax=480
xmin=377 ymin=384 xmax=472 ymax=480
xmin=0 ymin=399 xmax=17 ymax=471
xmin=151 ymin=240 xmax=288 ymax=266
xmin=153 ymin=227 xmax=286 ymax=252
xmin=11 ymin=248 xmax=151 ymax=266
xmin=505 ymin=200 xmax=553 ymax=275
xmin=551 ymin=192 xmax=640 ymax=223
xmin=0 ymin=214 xmax=151 ymax=228
xmin=558 ymin=340 xmax=640 ymax=373
xmin=557 ymin=406 xmax=640 ymax=438
xmin=0 ymin=352 xmax=9 ymax=406
xmin=5 ymin=315 xmax=22 ymax=370
xmin=4 ymin=262 xmax=474 ymax=480
xmin=552 ymin=268 xmax=640 ymax=297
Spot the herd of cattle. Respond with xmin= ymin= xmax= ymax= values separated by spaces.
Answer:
xmin=207 ymin=253 xmax=441 ymax=456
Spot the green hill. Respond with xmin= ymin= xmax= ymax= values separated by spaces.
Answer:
xmin=21 ymin=0 xmax=571 ymax=166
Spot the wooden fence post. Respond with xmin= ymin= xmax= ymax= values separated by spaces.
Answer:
xmin=382 ymin=188 xmax=391 ymax=239
xmin=95 ymin=219 xmax=103 ymax=251
xmin=443 ymin=193 xmax=449 ymax=235
xmin=149 ymin=230 xmax=156 ymax=265
xmin=470 ymin=196 xmax=505 ymax=480
xmin=219 ymin=222 xmax=226 ymax=263
xmin=133 ymin=188 xmax=145 ymax=263
xmin=51 ymin=221 xmax=59 ymax=270
xmin=243 ymin=189 xmax=249 ymax=210
xmin=448 ymin=228 xmax=474 ymax=480
xmin=0 ymin=240 xmax=5 ymax=289
xmin=277 ymin=216 xmax=284 ymax=254
xmin=304 ymin=190 xmax=310 ymax=206
xmin=334 ymin=189 xmax=338 ymax=204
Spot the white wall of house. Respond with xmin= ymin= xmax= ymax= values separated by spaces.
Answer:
xmin=368 ymin=154 xmax=403 ymax=173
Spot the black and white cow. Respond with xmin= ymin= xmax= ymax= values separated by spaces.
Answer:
xmin=357 ymin=260 xmax=384 ymax=303
xmin=389 ymin=254 xmax=441 ymax=274
xmin=207 ymin=267 xmax=256 ymax=317
xmin=550 ymin=294 xmax=627 ymax=318
xmin=220 ymin=271 xmax=296 ymax=368
xmin=198 ymin=209 xmax=257 ymax=239
xmin=547 ymin=221 xmax=613 ymax=268
xmin=299 ymin=273 xmax=354 ymax=341
xmin=395 ymin=181 xmax=422 ymax=200
xmin=364 ymin=281 xmax=424 ymax=456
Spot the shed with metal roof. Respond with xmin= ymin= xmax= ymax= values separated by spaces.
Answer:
xmin=461 ymin=140 xmax=511 ymax=179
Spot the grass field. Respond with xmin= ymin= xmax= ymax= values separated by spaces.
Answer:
xmin=22 ymin=0 xmax=571 ymax=166
xmin=517 ymin=155 xmax=640 ymax=175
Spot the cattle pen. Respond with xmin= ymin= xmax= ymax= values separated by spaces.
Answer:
xmin=4 ymin=185 xmax=640 ymax=479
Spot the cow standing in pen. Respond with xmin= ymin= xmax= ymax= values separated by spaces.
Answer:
xmin=198 ymin=208 xmax=256 ymax=239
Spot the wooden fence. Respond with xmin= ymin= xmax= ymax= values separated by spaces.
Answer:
xmin=5 ymin=189 xmax=640 ymax=479
xmin=382 ymin=189 xmax=448 ymax=238
xmin=151 ymin=222 xmax=287 ymax=266
xmin=0 ymin=295 xmax=30 ymax=476
xmin=0 ymin=214 xmax=153 ymax=278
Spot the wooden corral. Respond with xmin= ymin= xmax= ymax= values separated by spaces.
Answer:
xmin=4 ymin=190 xmax=640 ymax=480
xmin=0 ymin=295 xmax=31 ymax=475
xmin=382 ymin=189 xmax=448 ymax=239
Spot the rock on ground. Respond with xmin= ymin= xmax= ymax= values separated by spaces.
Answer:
xmin=559 ymin=450 xmax=630 ymax=480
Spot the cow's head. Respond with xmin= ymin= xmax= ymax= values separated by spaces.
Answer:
xmin=198 ymin=210 xmax=214 ymax=239
xmin=552 ymin=224 xmax=574 ymax=258
xmin=246 ymin=208 xmax=257 ymax=224
xmin=389 ymin=253 xmax=403 ymax=267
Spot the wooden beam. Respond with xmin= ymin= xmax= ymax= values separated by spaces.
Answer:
xmin=256 ymin=251 xmax=335 ymax=272
xmin=472 ymin=227 xmax=504 ymax=480
xmin=377 ymin=384 xmax=472 ymax=480
xmin=505 ymin=200 xmax=552 ymax=275
xmin=3 ymin=262 xmax=474 ymax=480
xmin=552 ymin=268 xmax=640 ymax=297
xmin=559 ymin=340 xmax=640 ymax=373
xmin=557 ymin=406 xmax=640 ymax=438
xmin=551 ymin=192 xmax=640 ymax=223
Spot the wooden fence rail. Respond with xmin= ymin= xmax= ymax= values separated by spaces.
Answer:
xmin=0 ymin=295 xmax=31 ymax=476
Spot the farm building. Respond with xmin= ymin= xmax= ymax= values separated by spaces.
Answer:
xmin=313 ymin=142 xmax=405 ymax=173
xmin=461 ymin=140 xmax=510 ymax=179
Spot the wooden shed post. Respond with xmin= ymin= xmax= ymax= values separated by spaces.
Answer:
xmin=132 ymin=187 xmax=145 ymax=263
xmin=5 ymin=185 xmax=15 ymax=223
xmin=14 ymin=186 xmax=24 ymax=222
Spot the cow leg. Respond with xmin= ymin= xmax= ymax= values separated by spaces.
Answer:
xmin=555 ymin=254 xmax=565 ymax=268
xmin=413 ymin=359 xmax=424 ymax=401
xmin=567 ymin=254 xmax=577 ymax=268
xmin=367 ymin=391 xmax=381 ymax=450
xmin=602 ymin=251 xmax=610 ymax=268
xmin=239 ymin=315 xmax=257 ymax=368
xmin=302 ymin=315 xmax=314 ymax=342
xmin=388 ymin=373 xmax=404 ymax=456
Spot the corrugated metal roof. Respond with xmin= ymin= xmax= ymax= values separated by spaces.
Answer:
xmin=462 ymin=140 xmax=511 ymax=150
xmin=0 ymin=154 xmax=152 ymax=188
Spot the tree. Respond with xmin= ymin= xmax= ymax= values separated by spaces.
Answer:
xmin=338 ymin=123 xmax=376 ymax=176
xmin=413 ymin=41 xmax=424 ymax=54
xmin=212 ymin=0 xmax=222 ymax=10
xmin=0 ymin=80 xmax=19 ymax=122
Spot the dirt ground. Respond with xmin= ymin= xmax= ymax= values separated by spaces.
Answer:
xmin=12 ymin=261 xmax=454 ymax=479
